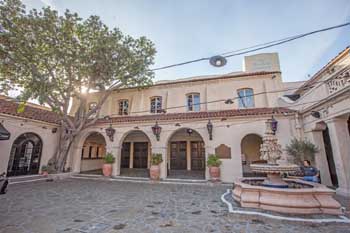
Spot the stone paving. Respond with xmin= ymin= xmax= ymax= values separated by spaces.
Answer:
xmin=0 ymin=178 xmax=349 ymax=233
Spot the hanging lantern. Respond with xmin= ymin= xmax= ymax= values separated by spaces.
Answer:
xmin=187 ymin=128 xmax=193 ymax=136
xmin=207 ymin=120 xmax=213 ymax=140
xmin=105 ymin=124 xmax=116 ymax=142
xmin=152 ymin=121 xmax=162 ymax=141
xmin=209 ymin=55 xmax=227 ymax=67
xmin=271 ymin=116 xmax=278 ymax=135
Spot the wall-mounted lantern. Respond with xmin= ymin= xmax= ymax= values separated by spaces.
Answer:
xmin=311 ymin=111 xmax=321 ymax=119
xmin=105 ymin=124 xmax=116 ymax=142
xmin=152 ymin=121 xmax=162 ymax=141
xmin=207 ymin=119 xmax=213 ymax=140
xmin=271 ymin=116 xmax=278 ymax=135
xmin=187 ymin=128 xmax=193 ymax=136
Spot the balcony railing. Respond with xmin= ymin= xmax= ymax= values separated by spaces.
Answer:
xmin=326 ymin=68 xmax=350 ymax=95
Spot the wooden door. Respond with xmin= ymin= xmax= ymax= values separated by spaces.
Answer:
xmin=170 ymin=141 xmax=187 ymax=170
xmin=191 ymin=141 xmax=205 ymax=170
xmin=133 ymin=142 xmax=148 ymax=168
xmin=121 ymin=142 xmax=130 ymax=168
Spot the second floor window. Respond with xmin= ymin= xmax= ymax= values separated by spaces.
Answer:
xmin=237 ymin=88 xmax=254 ymax=108
xmin=150 ymin=96 xmax=162 ymax=113
xmin=118 ymin=99 xmax=129 ymax=115
xmin=187 ymin=93 xmax=200 ymax=112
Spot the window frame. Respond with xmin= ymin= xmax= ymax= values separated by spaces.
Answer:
xmin=237 ymin=88 xmax=255 ymax=108
xmin=186 ymin=93 xmax=201 ymax=112
xmin=118 ymin=99 xmax=129 ymax=116
xmin=150 ymin=96 xmax=162 ymax=113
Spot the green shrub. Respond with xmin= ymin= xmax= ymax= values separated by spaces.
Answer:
xmin=104 ymin=152 xmax=115 ymax=164
xmin=286 ymin=138 xmax=319 ymax=164
xmin=41 ymin=165 xmax=48 ymax=172
xmin=207 ymin=154 xmax=222 ymax=167
xmin=151 ymin=153 xmax=163 ymax=165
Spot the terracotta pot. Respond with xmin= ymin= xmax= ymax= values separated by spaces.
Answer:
xmin=150 ymin=165 xmax=160 ymax=180
xmin=103 ymin=164 xmax=113 ymax=177
xmin=209 ymin=166 xmax=220 ymax=181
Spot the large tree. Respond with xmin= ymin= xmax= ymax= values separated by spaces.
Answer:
xmin=0 ymin=0 xmax=156 ymax=172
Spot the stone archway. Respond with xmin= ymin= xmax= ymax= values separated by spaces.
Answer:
xmin=80 ymin=132 xmax=107 ymax=174
xmin=119 ymin=130 xmax=151 ymax=177
xmin=167 ymin=128 xmax=205 ymax=179
xmin=7 ymin=132 xmax=42 ymax=176
xmin=240 ymin=134 xmax=263 ymax=177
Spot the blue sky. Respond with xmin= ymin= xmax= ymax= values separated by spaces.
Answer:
xmin=24 ymin=0 xmax=350 ymax=83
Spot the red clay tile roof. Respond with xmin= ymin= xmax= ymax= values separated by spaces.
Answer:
xmin=0 ymin=98 xmax=61 ymax=124
xmin=96 ymin=107 xmax=295 ymax=124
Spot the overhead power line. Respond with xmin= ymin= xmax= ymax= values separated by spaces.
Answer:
xmin=151 ymin=22 xmax=350 ymax=71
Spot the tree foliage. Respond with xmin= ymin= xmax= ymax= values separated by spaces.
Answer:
xmin=285 ymin=138 xmax=319 ymax=164
xmin=0 ymin=0 xmax=156 ymax=171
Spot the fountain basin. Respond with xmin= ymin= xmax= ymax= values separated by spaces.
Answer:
xmin=233 ymin=177 xmax=342 ymax=215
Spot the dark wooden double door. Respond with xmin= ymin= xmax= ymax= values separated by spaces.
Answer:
xmin=170 ymin=141 xmax=205 ymax=170
xmin=121 ymin=142 xmax=148 ymax=169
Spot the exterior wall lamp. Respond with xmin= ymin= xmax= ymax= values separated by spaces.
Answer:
xmin=271 ymin=116 xmax=278 ymax=135
xmin=207 ymin=120 xmax=213 ymax=140
xmin=311 ymin=111 xmax=321 ymax=118
xmin=105 ymin=124 xmax=116 ymax=142
xmin=152 ymin=121 xmax=162 ymax=141
xmin=187 ymin=128 xmax=193 ymax=136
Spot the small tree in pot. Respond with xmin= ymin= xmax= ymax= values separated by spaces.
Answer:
xmin=150 ymin=153 xmax=163 ymax=180
xmin=41 ymin=165 xmax=48 ymax=176
xmin=103 ymin=153 xmax=115 ymax=177
xmin=207 ymin=154 xmax=222 ymax=181
xmin=286 ymin=138 xmax=319 ymax=165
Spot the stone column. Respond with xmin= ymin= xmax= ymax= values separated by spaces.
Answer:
xmin=326 ymin=117 xmax=350 ymax=197
xmin=205 ymin=145 xmax=215 ymax=181
xmin=129 ymin=142 xmax=134 ymax=169
xmin=71 ymin=144 xmax=83 ymax=173
xmin=308 ymin=123 xmax=332 ymax=186
xmin=147 ymin=144 xmax=151 ymax=169
xmin=186 ymin=140 xmax=191 ymax=170
xmin=106 ymin=144 xmax=120 ymax=177
xmin=152 ymin=146 xmax=167 ymax=179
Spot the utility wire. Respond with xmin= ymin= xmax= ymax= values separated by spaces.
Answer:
xmin=151 ymin=22 xmax=350 ymax=71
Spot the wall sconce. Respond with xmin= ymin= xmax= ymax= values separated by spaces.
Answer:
xmin=51 ymin=128 xmax=58 ymax=134
xmin=134 ymin=126 xmax=139 ymax=130
xmin=311 ymin=111 xmax=321 ymax=119
xmin=187 ymin=128 xmax=193 ymax=136
xmin=152 ymin=121 xmax=162 ymax=141
xmin=175 ymin=123 xmax=181 ymax=127
xmin=271 ymin=116 xmax=278 ymax=135
xmin=207 ymin=119 xmax=213 ymax=140
xmin=224 ymin=99 xmax=234 ymax=104
xmin=105 ymin=124 xmax=116 ymax=142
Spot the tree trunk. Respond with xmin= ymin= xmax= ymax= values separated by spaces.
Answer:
xmin=48 ymin=129 xmax=76 ymax=173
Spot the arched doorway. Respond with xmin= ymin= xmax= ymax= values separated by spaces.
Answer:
xmin=241 ymin=134 xmax=264 ymax=177
xmin=80 ymin=132 xmax=106 ymax=174
xmin=7 ymin=133 xmax=42 ymax=176
xmin=167 ymin=128 xmax=205 ymax=179
xmin=120 ymin=130 xmax=151 ymax=177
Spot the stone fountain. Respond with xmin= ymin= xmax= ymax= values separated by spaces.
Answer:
xmin=233 ymin=118 xmax=342 ymax=215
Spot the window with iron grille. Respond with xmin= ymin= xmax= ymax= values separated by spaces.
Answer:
xmin=187 ymin=93 xmax=200 ymax=112
xmin=150 ymin=96 xmax=162 ymax=113
xmin=118 ymin=99 xmax=129 ymax=115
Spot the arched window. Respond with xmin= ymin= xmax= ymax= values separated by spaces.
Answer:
xmin=118 ymin=99 xmax=129 ymax=115
xmin=237 ymin=88 xmax=254 ymax=108
xmin=187 ymin=93 xmax=200 ymax=112
xmin=150 ymin=96 xmax=162 ymax=113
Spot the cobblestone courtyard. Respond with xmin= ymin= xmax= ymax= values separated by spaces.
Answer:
xmin=0 ymin=178 xmax=349 ymax=233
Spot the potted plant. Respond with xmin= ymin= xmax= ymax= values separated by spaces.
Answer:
xmin=41 ymin=165 xmax=48 ymax=176
xmin=286 ymin=138 xmax=319 ymax=164
xmin=207 ymin=154 xmax=222 ymax=181
xmin=103 ymin=152 xmax=115 ymax=177
xmin=150 ymin=153 xmax=163 ymax=180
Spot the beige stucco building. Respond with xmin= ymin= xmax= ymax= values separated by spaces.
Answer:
xmin=0 ymin=50 xmax=349 ymax=197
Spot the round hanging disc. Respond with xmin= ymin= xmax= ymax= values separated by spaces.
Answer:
xmin=209 ymin=55 xmax=227 ymax=67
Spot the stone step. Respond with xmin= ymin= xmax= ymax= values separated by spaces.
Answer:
xmin=8 ymin=174 xmax=48 ymax=184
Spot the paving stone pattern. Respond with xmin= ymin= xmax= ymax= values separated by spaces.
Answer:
xmin=0 ymin=179 xmax=349 ymax=233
